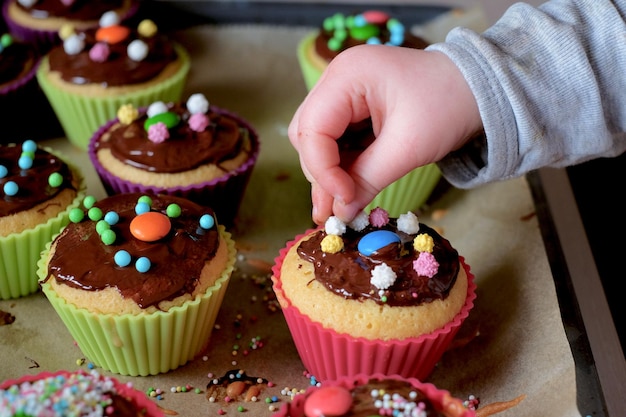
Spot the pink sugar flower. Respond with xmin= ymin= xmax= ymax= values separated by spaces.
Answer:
xmin=413 ymin=252 xmax=439 ymax=278
xmin=148 ymin=122 xmax=170 ymax=143
xmin=369 ymin=207 xmax=389 ymax=227
xmin=189 ymin=113 xmax=209 ymax=132
xmin=89 ymin=42 xmax=110 ymax=62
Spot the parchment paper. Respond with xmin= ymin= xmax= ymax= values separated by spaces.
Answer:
xmin=0 ymin=16 xmax=580 ymax=417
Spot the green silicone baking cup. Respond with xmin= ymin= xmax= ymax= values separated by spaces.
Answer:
xmin=37 ymin=226 xmax=236 ymax=376
xmin=36 ymin=43 xmax=190 ymax=150
xmin=366 ymin=163 xmax=442 ymax=217
xmin=0 ymin=148 xmax=86 ymax=300
xmin=297 ymin=32 xmax=324 ymax=91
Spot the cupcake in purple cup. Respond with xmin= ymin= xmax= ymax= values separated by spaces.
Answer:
xmin=88 ymin=92 xmax=260 ymax=227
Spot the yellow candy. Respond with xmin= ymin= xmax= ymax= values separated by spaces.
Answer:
xmin=138 ymin=19 xmax=157 ymax=37
xmin=321 ymin=234 xmax=344 ymax=254
xmin=413 ymin=233 xmax=434 ymax=253
xmin=117 ymin=104 xmax=139 ymax=125
xmin=59 ymin=23 xmax=75 ymax=40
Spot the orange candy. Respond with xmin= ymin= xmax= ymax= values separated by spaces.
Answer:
xmin=95 ymin=25 xmax=130 ymax=44
xmin=130 ymin=212 xmax=171 ymax=242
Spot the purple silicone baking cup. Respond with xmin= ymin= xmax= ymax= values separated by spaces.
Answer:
xmin=2 ymin=0 xmax=139 ymax=52
xmin=88 ymin=106 xmax=260 ymax=227
xmin=271 ymin=232 xmax=477 ymax=382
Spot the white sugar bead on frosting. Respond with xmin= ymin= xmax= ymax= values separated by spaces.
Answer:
xmin=187 ymin=93 xmax=210 ymax=115
xmin=147 ymin=101 xmax=168 ymax=118
xmin=325 ymin=216 xmax=346 ymax=236
xmin=397 ymin=211 xmax=420 ymax=234
xmin=17 ymin=0 xmax=36 ymax=7
xmin=127 ymin=39 xmax=148 ymax=61
xmin=63 ymin=34 xmax=85 ymax=55
xmin=348 ymin=210 xmax=370 ymax=231
xmin=99 ymin=11 xmax=120 ymax=27
xmin=370 ymin=263 xmax=397 ymax=289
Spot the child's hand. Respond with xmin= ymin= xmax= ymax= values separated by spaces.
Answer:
xmin=289 ymin=44 xmax=482 ymax=224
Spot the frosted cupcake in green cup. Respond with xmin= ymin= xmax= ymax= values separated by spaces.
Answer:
xmin=1 ymin=141 xmax=86 ymax=300
xmin=298 ymin=12 xmax=440 ymax=214
xmin=36 ymin=12 xmax=190 ymax=150
xmin=297 ymin=10 xmax=429 ymax=90
xmin=37 ymin=192 xmax=236 ymax=376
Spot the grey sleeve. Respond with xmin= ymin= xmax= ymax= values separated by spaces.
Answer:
xmin=428 ymin=0 xmax=626 ymax=188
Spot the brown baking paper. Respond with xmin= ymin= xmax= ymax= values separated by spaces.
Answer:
xmin=0 ymin=16 xmax=580 ymax=417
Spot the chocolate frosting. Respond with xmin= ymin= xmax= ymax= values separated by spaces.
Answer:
xmin=0 ymin=39 xmax=37 ymax=86
xmin=47 ymin=26 xmax=179 ymax=87
xmin=0 ymin=143 xmax=76 ymax=216
xmin=15 ymin=0 xmax=128 ymax=21
xmin=96 ymin=103 xmax=248 ymax=173
xmin=45 ymin=193 xmax=221 ymax=309
xmin=297 ymin=222 xmax=459 ymax=307
xmin=345 ymin=379 xmax=442 ymax=416
xmin=314 ymin=13 xmax=429 ymax=62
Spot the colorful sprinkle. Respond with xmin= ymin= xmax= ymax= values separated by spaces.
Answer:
xmin=135 ymin=257 xmax=151 ymax=273
xmin=48 ymin=172 xmax=63 ymax=188
xmin=138 ymin=19 xmax=157 ymax=37
xmin=114 ymin=250 xmax=132 ymax=267
xmin=128 ymin=39 xmax=148 ymax=61
xmin=199 ymin=214 xmax=215 ymax=230
xmin=370 ymin=262 xmax=397 ymax=289
xmin=3 ymin=181 xmax=18 ymax=196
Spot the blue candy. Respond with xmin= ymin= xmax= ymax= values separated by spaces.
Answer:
xmin=357 ymin=230 xmax=401 ymax=256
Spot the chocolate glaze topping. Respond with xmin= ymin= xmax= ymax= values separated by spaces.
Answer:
xmin=45 ymin=193 xmax=221 ymax=309
xmin=342 ymin=379 xmax=442 ymax=416
xmin=0 ymin=38 xmax=37 ymax=87
xmin=96 ymin=103 xmax=248 ymax=173
xmin=16 ymin=0 xmax=128 ymax=22
xmin=47 ymin=25 xmax=178 ymax=87
xmin=0 ymin=143 xmax=76 ymax=216
xmin=297 ymin=222 xmax=459 ymax=307
xmin=314 ymin=13 xmax=429 ymax=62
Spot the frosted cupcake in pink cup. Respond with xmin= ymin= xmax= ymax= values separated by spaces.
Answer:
xmin=88 ymin=93 xmax=260 ymax=227
xmin=272 ymin=373 xmax=474 ymax=417
xmin=0 ymin=369 xmax=163 ymax=416
xmin=271 ymin=207 xmax=476 ymax=382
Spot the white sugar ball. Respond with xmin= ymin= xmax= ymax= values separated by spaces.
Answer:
xmin=187 ymin=93 xmax=210 ymax=114
xmin=370 ymin=263 xmax=397 ymax=290
xmin=397 ymin=211 xmax=420 ymax=234
xmin=63 ymin=34 xmax=84 ymax=55
xmin=127 ymin=39 xmax=148 ymax=61
xmin=147 ymin=101 xmax=168 ymax=118
xmin=325 ymin=216 xmax=346 ymax=236
xmin=348 ymin=210 xmax=369 ymax=231
xmin=17 ymin=0 xmax=37 ymax=7
xmin=99 ymin=11 xmax=120 ymax=27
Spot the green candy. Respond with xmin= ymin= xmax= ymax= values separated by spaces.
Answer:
xmin=144 ymin=111 xmax=180 ymax=131
xmin=349 ymin=23 xmax=379 ymax=41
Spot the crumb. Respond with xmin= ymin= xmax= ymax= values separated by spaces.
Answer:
xmin=0 ymin=309 xmax=15 ymax=325
xmin=430 ymin=209 xmax=448 ymax=221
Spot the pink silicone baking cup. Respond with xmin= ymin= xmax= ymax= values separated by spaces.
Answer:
xmin=271 ymin=232 xmax=477 ymax=382
xmin=87 ymin=106 xmax=260 ymax=227
xmin=0 ymin=370 xmax=163 ymax=416
xmin=272 ymin=373 xmax=474 ymax=417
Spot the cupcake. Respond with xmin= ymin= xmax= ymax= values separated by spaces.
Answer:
xmin=272 ymin=373 xmax=473 ymax=417
xmin=297 ymin=10 xmax=429 ymax=90
xmin=2 ymin=0 xmax=139 ymax=52
xmin=271 ymin=207 xmax=476 ymax=382
xmin=0 ymin=140 xmax=85 ymax=300
xmin=0 ymin=369 xmax=163 ymax=416
xmin=338 ymin=119 xmax=441 ymax=217
xmin=36 ymin=12 xmax=190 ymax=150
xmin=87 ymin=93 xmax=260 ymax=227
xmin=37 ymin=192 xmax=236 ymax=376
xmin=0 ymin=32 xmax=62 ymax=142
